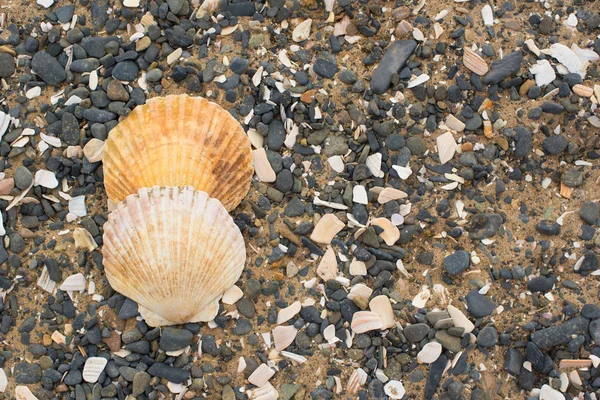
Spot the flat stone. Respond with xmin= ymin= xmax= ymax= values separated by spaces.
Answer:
xmin=530 ymin=316 xmax=589 ymax=348
xmin=147 ymin=363 xmax=189 ymax=383
xmin=465 ymin=290 xmax=495 ymax=317
xmin=482 ymin=50 xmax=522 ymax=85
xmin=32 ymin=51 xmax=66 ymax=85
xmin=159 ymin=328 xmax=193 ymax=351
xmin=403 ymin=323 xmax=430 ymax=342
xmin=443 ymin=250 xmax=470 ymax=276
xmin=370 ymin=40 xmax=417 ymax=94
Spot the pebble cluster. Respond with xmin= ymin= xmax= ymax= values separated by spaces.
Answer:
xmin=0 ymin=0 xmax=599 ymax=399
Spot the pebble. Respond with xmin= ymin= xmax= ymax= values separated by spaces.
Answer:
xmin=0 ymin=53 xmax=15 ymax=78
xmin=159 ymin=328 xmax=193 ymax=351
xmin=370 ymin=40 xmax=417 ymax=94
xmin=403 ymin=323 xmax=430 ymax=342
xmin=542 ymin=135 xmax=568 ymax=154
xmin=14 ymin=362 xmax=42 ymax=383
xmin=530 ymin=316 xmax=589 ymax=348
xmin=465 ymin=291 xmax=495 ymax=317
xmin=147 ymin=363 xmax=189 ymax=384
xmin=313 ymin=58 xmax=339 ymax=79
xmin=579 ymin=202 xmax=599 ymax=224
xmin=14 ymin=166 xmax=33 ymax=190
xmin=476 ymin=326 xmax=498 ymax=347
xmin=31 ymin=51 xmax=66 ymax=85
xmin=443 ymin=250 xmax=470 ymax=276
xmin=112 ymin=61 xmax=139 ymax=81
xmin=482 ymin=50 xmax=522 ymax=85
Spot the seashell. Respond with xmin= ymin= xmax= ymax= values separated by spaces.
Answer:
xmin=316 ymin=246 xmax=338 ymax=280
xmin=292 ymin=19 xmax=312 ymax=42
xmin=572 ymin=84 xmax=593 ymax=97
xmin=83 ymin=138 xmax=104 ymax=163
xmin=280 ymin=351 xmax=307 ymax=364
xmin=407 ymin=73 xmax=429 ymax=88
xmin=481 ymin=5 xmax=493 ymax=26
xmin=310 ymin=214 xmax=344 ymax=245
xmin=384 ymin=380 xmax=406 ymax=399
xmin=550 ymin=43 xmax=584 ymax=77
xmin=349 ymin=259 xmax=367 ymax=276
xmin=253 ymin=148 xmax=276 ymax=183
xmin=347 ymin=283 xmax=373 ymax=302
xmin=370 ymin=218 xmax=400 ymax=246
xmin=0 ymin=368 xmax=6 ymax=392
xmin=40 ymin=133 xmax=62 ymax=148
xmin=463 ymin=47 xmax=489 ymax=76
xmin=60 ymin=273 xmax=86 ymax=292
xmin=68 ymin=196 xmax=86 ymax=217
xmin=412 ymin=286 xmax=431 ymax=308
xmin=247 ymin=382 xmax=278 ymax=400
xmin=447 ymin=305 xmax=474 ymax=334
xmin=559 ymin=182 xmax=572 ymax=199
xmin=15 ymin=386 xmax=38 ymax=400
xmin=483 ymin=120 xmax=493 ymax=138
xmin=392 ymin=165 xmax=412 ymax=180
xmin=277 ymin=301 xmax=301 ymax=324
xmin=222 ymin=285 xmax=243 ymax=305
xmin=0 ymin=111 xmax=11 ymax=141
xmin=539 ymin=384 xmax=564 ymax=400
xmin=351 ymin=311 xmax=383 ymax=333
xmin=327 ymin=155 xmax=344 ymax=172
xmin=248 ymin=364 xmax=275 ymax=387
xmin=377 ymin=187 xmax=407 ymax=204
xmin=74 ymin=228 xmax=97 ymax=251
xmin=530 ymin=59 xmax=556 ymax=86
xmin=34 ymin=170 xmax=58 ymax=188
xmin=417 ymin=342 xmax=442 ymax=364
xmin=366 ymin=153 xmax=384 ymax=178
xmin=558 ymin=359 xmax=592 ymax=369
xmin=445 ymin=115 xmax=465 ymax=132
xmin=82 ymin=357 xmax=108 ymax=383
xmin=346 ymin=368 xmax=368 ymax=395
xmin=368 ymin=295 xmax=395 ymax=329
xmin=273 ymin=325 xmax=297 ymax=350
xmin=103 ymin=95 xmax=253 ymax=211
xmin=102 ymin=186 xmax=246 ymax=327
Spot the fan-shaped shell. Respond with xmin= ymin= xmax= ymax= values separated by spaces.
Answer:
xmin=103 ymin=95 xmax=253 ymax=211
xmin=102 ymin=186 xmax=246 ymax=327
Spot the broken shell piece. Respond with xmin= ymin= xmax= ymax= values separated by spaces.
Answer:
xmin=248 ymin=364 xmax=275 ymax=388
xmin=351 ymin=311 xmax=384 ymax=333
xmin=412 ymin=286 xmax=431 ymax=308
xmin=573 ymin=84 xmax=593 ymax=97
xmin=253 ymin=148 xmax=276 ymax=183
xmin=447 ymin=304 xmax=474 ymax=334
xmin=349 ymin=259 xmax=367 ymax=276
xmin=222 ymin=285 xmax=244 ymax=305
xmin=558 ymin=359 xmax=592 ymax=369
xmin=377 ymin=187 xmax=407 ymax=204
xmin=68 ymin=196 xmax=86 ymax=217
xmin=417 ymin=342 xmax=442 ymax=364
xmin=74 ymin=228 xmax=98 ymax=251
xmin=60 ymin=273 xmax=86 ymax=292
xmin=550 ymin=43 xmax=584 ymax=77
xmin=247 ymin=382 xmax=278 ymax=400
xmin=481 ymin=5 xmax=493 ymax=26
xmin=103 ymin=95 xmax=253 ymax=211
xmin=369 ymin=295 xmax=395 ymax=329
xmin=34 ymin=170 xmax=58 ymax=188
xmin=102 ymin=186 xmax=245 ymax=327
xmin=384 ymin=380 xmax=406 ymax=399
xmin=273 ymin=325 xmax=297 ymax=351
xmin=366 ymin=153 xmax=384 ymax=178
xmin=463 ymin=47 xmax=489 ymax=75
xmin=436 ymin=130 xmax=464 ymax=164
xmin=445 ymin=115 xmax=465 ymax=132
xmin=15 ymin=386 xmax=39 ymax=400
xmin=370 ymin=218 xmax=400 ymax=246
xmin=560 ymin=182 xmax=573 ymax=199
xmin=347 ymin=283 xmax=373 ymax=302
xmin=83 ymin=138 xmax=105 ymax=163
xmin=310 ymin=214 xmax=344 ymax=244
xmin=395 ymin=20 xmax=413 ymax=38
xmin=277 ymin=301 xmax=301 ymax=324
xmin=317 ymin=246 xmax=338 ymax=280
xmin=347 ymin=368 xmax=368 ymax=395
xmin=327 ymin=156 xmax=345 ymax=173
xmin=82 ymin=357 xmax=108 ymax=383
xmin=483 ymin=120 xmax=493 ymax=138
xmin=352 ymin=185 xmax=368 ymax=205
xmin=292 ymin=19 xmax=312 ymax=42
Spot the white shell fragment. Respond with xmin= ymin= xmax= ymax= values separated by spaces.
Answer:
xmin=366 ymin=153 xmax=384 ymax=178
xmin=221 ymin=285 xmax=243 ymax=305
xmin=82 ymin=357 xmax=108 ymax=383
xmin=68 ymin=196 xmax=87 ymax=217
xmin=15 ymin=386 xmax=39 ymax=400
xmin=445 ymin=115 xmax=465 ymax=132
xmin=370 ymin=218 xmax=400 ymax=246
xmin=247 ymin=382 xmax=278 ymax=400
xmin=327 ymin=156 xmax=345 ymax=173
xmin=0 ymin=368 xmax=7 ymax=392
xmin=384 ymin=380 xmax=406 ymax=399
xmin=34 ymin=170 xmax=59 ymax=188
xmin=277 ymin=301 xmax=301 ymax=324
xmin=317 ymin=246 xmax=338 ymax=280
xmin=550 ymin=43 xmax=585 ymax=77
xmin=253 ymin=148 xmax=276 ymax=183
xmin=530 ymin=60 xmax=556 ymax=86
xmin=310 ymin=214 xmax=344 ymax=244
xmin=346 ymin=368 xmax=368 ymax=395
xmin=352 ymin=185 xmax=368 ymax=204
xmin=248 ymin=364 xmax=275 ymax=388
xmin=292 ymin=19 xmax=312 ymax=42
xmin=60 ymin=273 xmax=86 ymax=292
xmin=37 ymin=0 xmax=54 ymax=8
xmin=377 ymin=187 xmax=407 ymax=204
xmin=369 ymin=295 xmax=395 ymax=329
xmin=349 ymin=259 xmax=367 ymax=276
xmin=74 ymin=228 xmax=98 ymax=251
xmin=273 ymin=325 xmax=297 ymax=350
xmin=481 ymin=5 xmax=494 ymax=26
xmin=417 ymin=342 xmax=442 ymax=364
xmin=447 ymin=305 xmax=474 ymax=334
xmin=437 ymin=131 xmax=457 ymax=164
xmin=83 ymin=138 xmax=105 ymax=163
xmin=351 ymin=311 xmax=383 ymax=333
xmin=539 ymin=384 xmax=565 ymax=400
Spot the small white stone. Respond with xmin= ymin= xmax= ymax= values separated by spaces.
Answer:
xmin=123 ymin=0 xmax=140 ymax=7
xmin=26 ymin=86 xmax=42 ymax=99
xmin=566 ymin=13 xmax=577 ymax=27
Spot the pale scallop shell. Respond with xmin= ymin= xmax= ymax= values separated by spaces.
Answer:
xmin=102 ymin=186 xmax=246 ymax=327
xmin=103 ymin=95 xmax=253 ymax=211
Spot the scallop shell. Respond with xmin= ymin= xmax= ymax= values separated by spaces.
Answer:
xmin=103 ymin=95 xmax=253 ymax=211
xmin=102 ymin=186 xmax=246 ymax=327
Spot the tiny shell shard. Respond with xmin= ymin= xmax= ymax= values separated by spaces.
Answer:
xmin=351 ymin=311 xmax=384 ymax=333
xmin=247 ymin=382 xmax=278 ymax=400
xmin=370 ymin=218 xmax=400 ymax=246
xmin=463 ymin=48 xmax=489 ymax=75
xmin=369 ymin=295 xmax=395 ymax=329
xmin=437 ymin=131 xmax=457 ymax=164
xmin=346 ymin=368 xmax=368 ymax=395
xmin=277 ymin=301 xmax=301 ymax=324
xmin=82 ymin=357 xmax=108 ymax=383
xmin=377 ymin=187 xmax=408 ymax=204
xmin=248 ymin=364 xmax=275 ymax=387
xmin=292 ymin=19 xmax=312 ymax=42
xmin=317 ymin=246 xmax=338 ymax=281
xmin=310 ymin=214 xmax=344 ymax=244
xmin=253 ymin=148 xmax=277 ymax=183
xmin=273 ymin=325 xmax=297 ymax=350
xmin=222 ymin=285 xmax=244 ymax=305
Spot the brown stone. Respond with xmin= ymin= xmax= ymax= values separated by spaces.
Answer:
xmin=519 ymin=79 xmax=535 ymax=97
xmin=496 ymin=137 xmax=509 ymax=151
xmin=301 ymin=89 xmax=316 ymax=103
xmin=0 ymin=178 xmax=14 ymax=195
xmin=461 ymin=142 xmax=474 ymax=152
xmin=107 ymin=79 xmax=130 ymax=102
xmin=102 ymin=330 xmax=122 ymax=352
